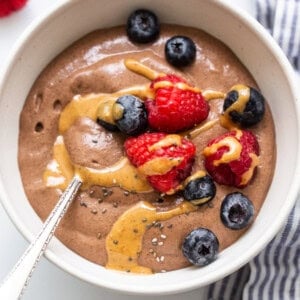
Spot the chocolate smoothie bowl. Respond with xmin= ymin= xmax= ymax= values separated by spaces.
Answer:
xmin=18 ymin=14 xmax=276 ymax=274
xmin=0 ymin=0 xmax=299 ymax=295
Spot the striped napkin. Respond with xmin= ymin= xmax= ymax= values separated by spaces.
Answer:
xmin=205 ymin=1 xmax=300 ymax=299
xmin=257 ymin=0 xmax=300 ymax=71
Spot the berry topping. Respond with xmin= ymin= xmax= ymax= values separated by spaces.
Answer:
xmin=183 ymin=171 xmax=216 ymax=205
xmin=124 ymin=132 xmax=196 ymax=194
xmin=182 ymin=228 xmax=219 ymax=267
xmin=165 ymin=36 xmax=196 ymax=67
xmin=126 ymin=9 xmax=160 ymax=44
xmin=146 ymin=74 xmax=209 ymax=132
xmin=220 ymin=192 xmax=254 ymax=230
xmin=203 ymin=130 xmax=259 ymax=188
xmin=222 ymin=84 xmax=265 ymax=128
xmin=113 ymin=95 xmax=148 ymax=136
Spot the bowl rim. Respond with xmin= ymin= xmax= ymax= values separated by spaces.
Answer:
xmin=0 ymin=0 xmax=300 ymax=295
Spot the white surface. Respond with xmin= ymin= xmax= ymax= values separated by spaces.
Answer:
xmin=0 ymin=1 xmax=257 ymax=299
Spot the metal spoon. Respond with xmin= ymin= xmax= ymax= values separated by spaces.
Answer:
xmin=0 ymin=176 xmax=82 ymax=300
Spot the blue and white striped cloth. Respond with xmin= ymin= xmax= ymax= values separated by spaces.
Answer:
xmin=205 ymin=1 xmax=300 ymax=299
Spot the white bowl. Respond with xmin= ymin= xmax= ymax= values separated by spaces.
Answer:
xmin=0 ymin=0 xmax=299 ymax=295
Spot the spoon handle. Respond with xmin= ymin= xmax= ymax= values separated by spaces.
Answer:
xmin=0 ymin=176 xmax=82 ymax=300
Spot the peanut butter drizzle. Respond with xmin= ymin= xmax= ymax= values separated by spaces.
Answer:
xmin=125 ymin=59 xmax=226 ymax=101
xmin=116 ymin=84 xmax=154 ymax=99
xmin=185 ymin=119 xmax=219 ymax=139
xmin=59 ymin=85 xmax=152 ymax=134
xmin=138 ymin=157 xmax=183 ymax=176
xmin=139 ymin=134 xmax=184 ymax=177
xmin=44 ymin=136 xmax=74 ymax=189
xmin=204 ymin=136 xmax=242 ymax=166
xmin=240 ymin=153 xmax=259 ymax=185
xmin=202 ymin=131 xmax=243 ymax=166
xmin=124 ymin=58 xmax=164 ymax=80
xmin=76 ymin=158 xmax=152 ymax=192
xmin=112 ymin=103 xmax=124 ymax=121
xmin=44 ymin=136 xmax=152 ymax=192
xmin=220 ymin=84 xmax=250 ymax=129
xmin=97 ymin=96 xmax=117 ymax=125
xmin=152 ymin=81 xmax=201 ymax=93
xmin=183 ymin=170 xmax=206 ymax=184
xmin=149 ymin=134 xmax=182 ymax=151
xmin=105 ymin=200 xmax=197 ymax=273
xmin=202 ymin=90 xmax=226 ymax=101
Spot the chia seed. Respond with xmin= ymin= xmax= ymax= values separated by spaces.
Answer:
xmin=113 ymin=240 xmax=119 ymax=245
xmin=80 ymin=201 xmax=87 ymax=207
xmin=102 ymin=187 xmax=112 ymax=197
xmin=154 ymin=222 xmax=161 ymax=228
xmin=102 ymin=208 xmax=107 ymax=214
xmin=91 ymin=209 xmax=98 ymax=214
xmin=151 ymin=238 xmax=158 ymax=245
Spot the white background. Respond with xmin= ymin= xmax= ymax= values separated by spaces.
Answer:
xmin=0 ymin=1 xmax=255 ymax=299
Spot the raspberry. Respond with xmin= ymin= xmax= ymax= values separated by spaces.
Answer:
xmin=145 ymin=74 xmax=209 ymax=132
xmin=0 ymin=0 xmax=28 ymax=17
xmin=124 ymin=132 xmax=196 ymax=194
xmin=203 ymin=130 xmax=259 ymax=188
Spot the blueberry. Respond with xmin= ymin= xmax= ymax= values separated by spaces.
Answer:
xmin=223 ymin=85 xmax=265 ymax=127
xmin=183 ymin=173 xmax=216 ymax=205
xmin=182 ymin=228 xmax=219 ymax=267
xmin=220 ymin=192 xmax=254 ymax=230
xmin=126 ymin=9 xmax=160 ymax=44
xmin=113 ymin=95 xmax=148 ymax=135
xmin=165 ymin=36 xmax=196 ymax=67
